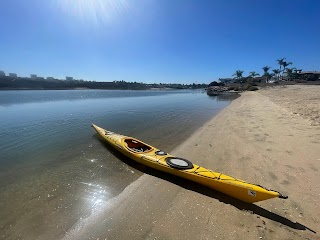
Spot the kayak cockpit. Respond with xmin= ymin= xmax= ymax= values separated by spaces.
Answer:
xmin=124 ymin=138 xmax=153 ymax=153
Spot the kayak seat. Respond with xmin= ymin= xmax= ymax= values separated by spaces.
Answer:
xmin=125 ymin=139 xmax=152 ymax=153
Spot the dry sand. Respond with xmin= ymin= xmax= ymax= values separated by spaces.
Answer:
xmin=259 ymin=85 xmax=320 ymax=126
xmin=63 ymin=86 xmax=320 ymax=240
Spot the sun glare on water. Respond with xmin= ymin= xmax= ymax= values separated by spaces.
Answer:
xmin=55 ymin=0 xmax=129 ymax=25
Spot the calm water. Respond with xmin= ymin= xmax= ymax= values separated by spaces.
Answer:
xmin=0 ymin=90 xmax=235 ymax=239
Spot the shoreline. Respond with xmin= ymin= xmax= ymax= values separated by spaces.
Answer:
xmin=61 ymin=86 xmax=319 ymax=239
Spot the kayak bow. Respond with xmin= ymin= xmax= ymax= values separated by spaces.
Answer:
xmin=92 ymin=123 xmax=287 ymax=203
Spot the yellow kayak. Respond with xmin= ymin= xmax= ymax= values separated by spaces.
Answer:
xmin=92 ymin=124 xmax=287 ymax=203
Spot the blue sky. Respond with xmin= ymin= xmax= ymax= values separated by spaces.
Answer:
xmin=0 ymin=0 xmax=319 ymax=83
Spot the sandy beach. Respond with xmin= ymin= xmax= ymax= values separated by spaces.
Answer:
xmin=59 ymin=85 xmax=320 ymax=240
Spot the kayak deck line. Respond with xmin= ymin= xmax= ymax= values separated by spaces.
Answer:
xmin=92 ymin=123 xmax=288 ymax=203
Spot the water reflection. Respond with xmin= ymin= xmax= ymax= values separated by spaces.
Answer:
xmin=0 ymin=89 xmax=186 ymax=106
xmin=207 ymin=92 xmax=240 ymax=101
xmin=81 ymin=182 xmax=109 ymax=210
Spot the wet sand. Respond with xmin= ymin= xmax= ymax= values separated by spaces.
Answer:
xmin=60 ymin=85 xmax=320 ymax=240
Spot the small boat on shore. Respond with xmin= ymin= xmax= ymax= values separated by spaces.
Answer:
xmin=92 ymin=124 xmax=287 ymax=203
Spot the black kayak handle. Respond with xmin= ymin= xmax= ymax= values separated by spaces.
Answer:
xmin=279 ymin=193 xmax=288 ymax=199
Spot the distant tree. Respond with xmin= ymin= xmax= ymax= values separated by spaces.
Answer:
xmin=265 ymin=73 xmax=274 ymax=83
xmin=246 ymin=71 xmax=259 ymax=84
xmin=232 ymin=70 xmax=244 ymax=83
xmin=262 ymin=66 xmax=271 ymax=83
xmin=209 ymin=81 xmax=220 ymax=86
xmin=262 ymin=66 xmax=271 ymax=73
xmin=248 ymin=71 xmax=260 ymax=78
xmin=277 ymin=58 xmax=286 ymax=73
xmin=282 ymin=61 xmax=292 ymax=80
xmin=285 ymin=67 xmax=296 ymax=81
xmin=272 ymin=69 xmax=281 ymax=81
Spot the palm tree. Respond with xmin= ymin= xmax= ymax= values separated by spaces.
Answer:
xmin=277 ymin=58 xmax=288 ymax=80
xmin=285 ymin=67 xmax=296 ymax=81
xmin=272 ymin=69 xmax=281 ymax=81
xmin=232 ymin=70 xmax=244 ymax=82
xmin=262 ymin=66 xmax=271 ymax=73
xmin=247 ymin=71 xmax=260 ymax=83
xmin=265 ymin=72 xmax=274 ymax=83
xmin=277 ymin=58 xmax=286 ymax=73
xmin=281 ymin=61 xmax=292 ymax=81
xmin=282 ymin=61 xmax=292 ymax=72
xmin=249 ymin=71 xmax=260 ymax=78
xmin=262 ymin=66 xmax=271 ymax=83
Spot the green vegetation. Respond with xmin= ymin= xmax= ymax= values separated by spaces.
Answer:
xmin=208 ymin=81 xmax=225 ymax=87
xmin=262 ymin=66 xmax=272 ymax=83
xmin=230 ymin=57 xmax=304 ymax=84
xmin=0 ymin=76 xmax=207 ymax=90
xmin=232 ymin=70 xmax=244 ymax=82
xmin=277 ymin=58 xmax=286 ymax=75
xmin=224 ymin=57 xmax=320 ymax=92
xmin=272 ymin=69 xmax=281 ymax=81
xmin=248 ymin=71 xmax=260 ymax=79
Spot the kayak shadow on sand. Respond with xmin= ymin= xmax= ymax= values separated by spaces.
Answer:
xmin=95 ymin=136 xmax=316 ymax=234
